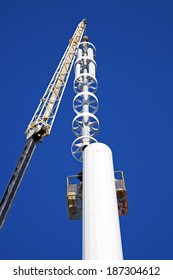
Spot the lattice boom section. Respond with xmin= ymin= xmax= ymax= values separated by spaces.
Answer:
xmin=25 ymin=19 xmax=86 ymax=140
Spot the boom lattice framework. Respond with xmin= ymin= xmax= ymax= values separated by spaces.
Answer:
xmin=26 ymin=19 xmax=86 ymax=139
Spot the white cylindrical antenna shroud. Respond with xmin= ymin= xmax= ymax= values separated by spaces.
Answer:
xmin=83 ymin=142 xmax=123 ymax=260
xmin=75 ymin=49 xmax=82 ymax=79
xmin=88 ymin=48 xmax=96 ymax=77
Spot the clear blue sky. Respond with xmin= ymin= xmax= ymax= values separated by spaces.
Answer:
xmin=0 ymin=0 xmax=173 ymax=260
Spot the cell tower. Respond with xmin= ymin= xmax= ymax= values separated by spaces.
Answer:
xmin=0 ymin=17 xmax=128 ymax=260
xmin=67 ymin=36 xmax=128 ymax=260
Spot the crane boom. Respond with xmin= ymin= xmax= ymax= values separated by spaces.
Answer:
xmin=0 ymin=19 xmax=86 ymax=229
xmin=0 ymin=137 xmax=36 ymax=228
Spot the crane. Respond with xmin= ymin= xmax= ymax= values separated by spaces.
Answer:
xmin=0 ymin=19 xmax=86 ymax=229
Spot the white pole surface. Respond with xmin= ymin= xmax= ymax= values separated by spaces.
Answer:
xmin=83 ymin=142 xmax=123 ymax=260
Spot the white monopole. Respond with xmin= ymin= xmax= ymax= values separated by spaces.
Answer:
xmin=83 ymin=142 xmax=123 ymax=260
